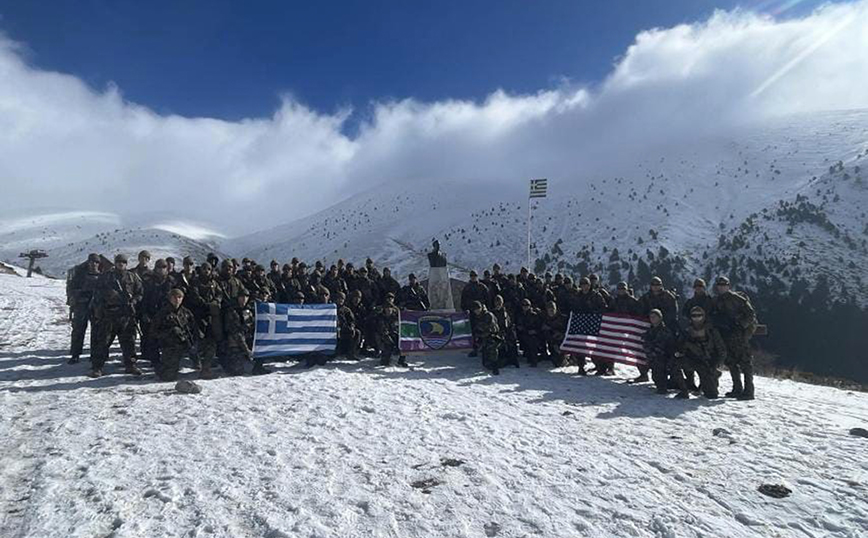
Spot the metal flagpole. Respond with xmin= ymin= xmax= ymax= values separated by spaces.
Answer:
xmin=526 ymin=196 xmax=532 ymax=270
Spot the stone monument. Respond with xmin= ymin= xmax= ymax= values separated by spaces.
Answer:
xmin=426 ymin=239 xmax=454 ymax=311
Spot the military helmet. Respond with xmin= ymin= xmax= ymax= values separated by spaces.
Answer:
xmin=469 ymin=270 xmax=478 ymax=277
xmin=87 ymin=253 xmax=100 ymax=263
xmin=693 ymin=278 xmax=707 ymax=288
xmin=165 ymin=256 xmax=175 ymax=264
xmin=335 ymin=291 xmax=346 ymax=300
xmin=154 ymin=259 xmax=168 ymax=269
xmin=716 ymin=276 xmax=731 ymax=286
xmin=617 ymin=281 xmax=628 ymax=290
xmin=114 ymin=253 xmax=128 ymax=263
xmin=220 ymin=259 xmax=233 ymax=269
xmin=254 ymin=264 xmax=265 ymax=272
xmin=470 ymin=300 xmax=483 ymax=310
xmin=579 ymin=277 xmax=590 ymax=286
xmin=295 ymin=291 xmax=305 ymax=299
xmin=521 ymin=298 xmax=532 ymax=306
xmin=650 ymin=276 xmax=663 ymax=286
xmin=183 ymin=256 xmax=195 ymax=266
xmin=690 ymin=306 xmax=706 ymax=316
xmin=563 ymin=276 xmax=573 ymax=285
xmin=649 ymin=308 xmax=663 ymax=319
xmin=138 ymin=250 xmax=151 ymax=260
xmin=408 ymin=273 xmax=417 ymax=280
xmin=588 ymin=273 xmax=598 ymax=281
xmin=270 ymin=259 xmax=279 ymax=267
xmin=385 ymin=292 xmax=396 ymax=300
xmin=492 ymin=263 xmax=501 ymax=271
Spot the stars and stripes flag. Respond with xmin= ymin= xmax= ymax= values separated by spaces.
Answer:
xmin=529 ymin=178 xmax=548 ymax=198
xmin=252 ymin=303 xmax=337 ymax=358
xmin=560 ymin=312 xmax=650 ymax=367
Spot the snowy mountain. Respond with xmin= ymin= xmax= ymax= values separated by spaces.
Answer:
xmin=230 ymin=109 xmax=868 ymax=302
xmin=2 ymin=264 xmax=867 ymax=538
xmin=0 ymin=210 xmax=228 ymax=277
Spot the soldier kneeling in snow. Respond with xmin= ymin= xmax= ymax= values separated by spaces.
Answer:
xmin=223 ymin=288 xmax=271 ymax=376
xmin=153 ymin=288 xmax=196 ymax=382
xmin=674 ymin=306 xmax=726 ymax=399
xmin=470 ymin=300 xmax=503 ymax=376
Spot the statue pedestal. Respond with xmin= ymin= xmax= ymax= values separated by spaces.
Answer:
xmin=427 ymin=266 xmax=455 ymax=311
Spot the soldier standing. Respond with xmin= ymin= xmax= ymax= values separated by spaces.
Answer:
xmin=373 ymin=292 xmax=406 ymax=367
xmin=188 ymin=262 xmax=222 ymax=379
xmin=514 ymin=298 xmax=544 ymax=367
xmin=461 ymin=270 xmax=490 ymax=357
xmin=335 ymin=291 xmax=361 ymax=360
xmin=67 ymin=253 xmax=102 ymax=364
xmin=568 ymin=277 xmax=607 ymax=375
xmin=643 ymin=309 xmax=676 ymax=394
xmin=540 ymin=300 xmax=569 ymax=367
xmin=610 ymin=281 xmax=641 ymax=315
xmin=470 ymin=301 xmax=503 ymax=375
xmin=491 ymin=295 xmax=519 ymax=368
xmin=223 ymin=288 xmax=270 ymax=375
xmin=635 ymin=276 xmax=678 ymax=383
xmin=89 ymin=254 xmax=143 ymax=378
xmin=398 ymin=273 xmax=429 ymax=311
xmin=377 ymin=268 xmax=401 ymax=304
xmin=140 ymin=259 xmax=174 ymax=372
xmin=711 ymin=276 xmax=758 ymax=400
xmin=132 ymin=250 xmax=152 ymax=280
xmin=153 ymin=288 xmax=196 ymax=381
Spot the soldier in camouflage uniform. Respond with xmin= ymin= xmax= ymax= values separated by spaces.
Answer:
xmin=514 ymin=298 xmax=544 ymax=368
xmin=373 ymin=292 xmax=406 ymax=367
xmin=541 ymin=300 xmax=569 ymax=367
xmin=470 ymin=300 xmax=503 ymax=375
xmin=223 ymin=288 xmax=270 ymax=376
xmin=140 ymin=259 xmax=175 ymax=372
xmin=679 ymin=278 xmax=713 ymax=392
xmin=461 ymin=270 xmax=490 ymax=358
xmin=610 ymin=281 xmax=641 ymax=316
xmin=568 ymin=277 xmax=607 ymax=375
xmin=248 ymin=264 xmax=276 ymax=303
xmin=491 ymin=294 xmax=519 ymax=368
xmin=90 ymin=254 xmax=143 ymax=378
xmin=635 ymin=276 xmax=678 ymax=383
xmin=711 ymin=276 xmax=758 ymax=400
xmin=67 ymin=253 xmax=102 ymax=364
xmin=377 ymin=268 xmax=401 ymax=305
xmin=675 ymin=306 xmax=726 ymax=399
xmin=132 ymin=250 xmax=152 ymax=281
xmin=398 ymin=273 xmax=429 ymax=311
xmin=335 ymin=291 xmax=361 ymax=360
xmin=643 ymin=309 xmax=676 ymax=394
xmin=187 ymin=262 xmax=222 ymax=379
xmin=153 ymin=288 xmax=196 ymax=381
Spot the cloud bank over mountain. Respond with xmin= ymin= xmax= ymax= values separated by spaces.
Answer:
xmin=1 ymin=1 xmax=866 ymax=233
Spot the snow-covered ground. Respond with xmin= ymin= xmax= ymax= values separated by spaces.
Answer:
xmin=1 ymin=270 xmax=867 ymax=538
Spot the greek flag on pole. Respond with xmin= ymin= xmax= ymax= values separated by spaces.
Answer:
xmin=252 ymin=303 xmax=337 ymax=358
xmin=530 ymin=178 xmax=548 ymax=198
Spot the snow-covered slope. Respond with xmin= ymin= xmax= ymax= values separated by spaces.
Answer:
xmin=230 ymin=109 xmax=868 ymax=303
xmin=0 ymin=210 xmax=227 ymax=277
xmin=2 ymin=266 xmax=868 ymax=538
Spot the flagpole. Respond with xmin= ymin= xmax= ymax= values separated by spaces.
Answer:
xmin=526 ymin=195 xmax=532 ymax=270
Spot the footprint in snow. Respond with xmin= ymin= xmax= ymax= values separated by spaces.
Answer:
xmin=143 ymin=488 xmax=172 ymax=503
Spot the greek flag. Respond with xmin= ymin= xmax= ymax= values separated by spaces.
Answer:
xmin=529 ymin=178 xmax=548 ymax=198
xmin=252 ymin=303 xmax=337 ymax=358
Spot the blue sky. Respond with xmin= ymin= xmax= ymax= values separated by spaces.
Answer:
xmin=1 ymin=0 xmax=864 ymax=231
xmin=0 ymin=1 xmax=826 ymax=121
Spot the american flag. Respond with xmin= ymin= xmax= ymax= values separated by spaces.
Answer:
xmin=560 ymin=312 xmax=650 ymax=366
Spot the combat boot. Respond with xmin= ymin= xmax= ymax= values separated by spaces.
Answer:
xmin=675 ymin=391 xmax=690 ymax=399
xmin=738 ymin=370 xmax=755 ymax=400
xmin=252 ymin=363 xmax=272 ymax=375
xmin=68 ymin=355 xmax=80 ymax=365
xmin=125 ymin=365 xmax=142 ymax=376
xmin=199 ymin=362 xmax=217 ymax=380
xmin=88 ymin=369 xmax=103 ymax=378
xmin=397 ymin=356 xmax=409 ymax=367
xmin=492 ymin=367 xmax=500 ymax=375
xmin=726 ymin=366 xmax=743 ymax=398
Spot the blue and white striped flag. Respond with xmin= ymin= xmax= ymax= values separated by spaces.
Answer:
xmin=252 ymin=303 xmax=337 ymax=358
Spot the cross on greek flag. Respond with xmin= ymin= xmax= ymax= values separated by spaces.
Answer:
xmin=252 ymin=303 xmax=337 ymax=358
xmin=530 ymin=178 xmax=548 ymax=198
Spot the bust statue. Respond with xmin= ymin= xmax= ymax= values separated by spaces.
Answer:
xmin=427 ymin=238 xmax=448 ymax=268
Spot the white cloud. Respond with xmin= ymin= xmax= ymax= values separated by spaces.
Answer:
xmin=0 ymin=1 xmax=866 ymax=234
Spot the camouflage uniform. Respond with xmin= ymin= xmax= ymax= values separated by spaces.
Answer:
xmin=223 ymin=302 xmax=255 ymax=376
xmin=372 ymin=301 xmax=401 ymax=365
xmin=492 ymin=303 xmax=519 ymax=367
xmin=67 ymin=258 xmax=101 ymax=362
xmin=541 ymin=310 xmax=569 ymax=367
xmin=472 ymin=304 xmax=503 ymax=374
xmin=153 ymin=302 xmax=196 ymax=381
xmin=711 ymin=288 xmax=757 ymax=399
xmin=398 ymin=281 xmax=429 ymax=311
xmin=514 ymin=303 xmax=544 ymax=366
xmin=336 ymin=303 xmax=361 ymax=360
xmin=643 ymin=321 xmax=676 ymax=393
xmin=91 ymin=266 xmax=143 ymax=373
xmin=140 ymin=271 xmax=174 ymax=369
xmin=677 ymin=321 xmax=727 ymax=399
xmin=461 ymin=276 xmax=490 ymax=356
xmin=187 ymin=268 xmax=223 ymax=378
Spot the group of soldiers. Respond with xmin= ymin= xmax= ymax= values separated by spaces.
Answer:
xmin=66 ymin=251 xmax=758 ymax=400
